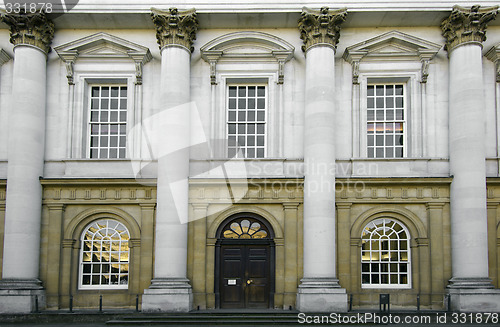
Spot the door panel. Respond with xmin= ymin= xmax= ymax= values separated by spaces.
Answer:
xmin=220 ymin=244 xmax=270 ymax=308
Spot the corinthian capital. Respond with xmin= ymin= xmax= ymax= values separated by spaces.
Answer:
xmin=298 ymin=7 xmax=347 ymax=53
xmin=1 ymin=11 xmax=54 ymax=54
xmin=441 ymin=5 xmax=498 ymax=52
xmin=151 ymin=7 xmax=198 ymax=53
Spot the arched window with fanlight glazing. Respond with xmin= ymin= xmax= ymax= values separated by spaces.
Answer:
xmin=361 ymin=218 xmax=411 ymax=288
xmin=79 ymin=219 xmax=130 ymax=289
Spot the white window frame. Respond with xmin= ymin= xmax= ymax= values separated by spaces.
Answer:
xmin=366 ymin=82 xmax=408 ymax=158
xmin=213 ymin=73 xmax=278 ymax=158
xmin=360 ymin=218 xmax=412 ymax=289
xmin=73 ymin=73 xmax=137 ymax=159
xmin=86 ymin=83 xmax=130 ymax=159
xmin=356 ymin=71 xmax=421 ymax=158
xmin=79 ymin=219 xmax=130 ymax=290
xmin=225 ymin=82 xmax=268 ymax=159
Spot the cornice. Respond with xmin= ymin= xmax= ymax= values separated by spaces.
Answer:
xmin=151 ymin=7 xmax=198 ymax=53
xmin=298 ymin=6 xmax=347 ymax=53
xmin=200 ymin=31 xmax=295 ymax=85
xmin=441 ymin=5 xmax=498 ymax=53
xmin=0 ymin=11 xmax=54 ymax=54
xmin=342 ymin=30 xmax=442 ymax=84
xmin=54 ymin=32 xmax=152 ymax=85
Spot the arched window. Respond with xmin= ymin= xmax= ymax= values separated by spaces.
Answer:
xmin=361 ymin=218 xmax=411 ymax=288
xmin=79 ymin=219 xmax=130 ymax=289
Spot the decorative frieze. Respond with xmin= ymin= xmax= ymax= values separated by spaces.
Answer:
xmin=1 ymin=11 xmax=54 ymax=54
xmin=441 ymin=5 xmax=498 ymax=52
xmin=298 ymin=7 xmax=347 ymax=53
xmin=151 ymin=8 xmax=198 ymax=52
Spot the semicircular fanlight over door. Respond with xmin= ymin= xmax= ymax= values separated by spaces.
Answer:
xmin=221 ymin=217 xmax=270 ymax=239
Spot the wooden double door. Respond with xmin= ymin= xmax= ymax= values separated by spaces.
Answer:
xmin=218 ymin=243 xmax=273 ymax=308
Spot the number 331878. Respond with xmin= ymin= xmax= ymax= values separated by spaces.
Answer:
xmin=5 ymin=3 xmax=53 ymax=14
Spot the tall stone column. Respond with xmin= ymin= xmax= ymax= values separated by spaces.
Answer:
xmin=0 ymin=11 xmax=54 ymax=314
xmin=441 ymin=5 xmax=500 ymax=312
xmin=296 ymin=7 xmax=348 ymax=312
xmin=142 ymin=7 xmax=198 ymax=312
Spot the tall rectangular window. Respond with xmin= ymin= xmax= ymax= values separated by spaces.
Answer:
xmin=366 ymin=84 xmax=406 ymax=158
xmin=227 ymin=85 xmax=267 ymax=158
xmin=89 ymin=85 xmax=127 ymax=159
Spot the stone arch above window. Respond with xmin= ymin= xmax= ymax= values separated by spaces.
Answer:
xmin=216 ymin=212 xmax=275 ymax=240
xmin=200 ymin=31 xmax=294 ymax=84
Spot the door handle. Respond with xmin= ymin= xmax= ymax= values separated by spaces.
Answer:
xmin=246 ymin=279 xmax=253 ymax=285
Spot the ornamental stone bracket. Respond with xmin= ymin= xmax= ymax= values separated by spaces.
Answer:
xmin=485 ymin=43 xmax=500 ymax=83
xmin=342 ymin=31 xmax=441 ymax=84
xmin=441 ymin=5 xmax=498 ymax=53
xmin=0 ymin=11 xmax=54 ymax=54
xmin=151 ymin=7 xmax=198 ymax=53
xmin=54 ymin=32 xmax=152 ymax=85
xmin=0 ymin=48 xmax=12 ymax=66
xmin=298 ymin=6 xmax=347 ymax=53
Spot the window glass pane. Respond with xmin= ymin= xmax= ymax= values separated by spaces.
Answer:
xmin=367 ymin=98 xmax=374 ymax=109
xmin=92 ymin=87 xmax=100 ymax=97
xmin=101 ymin=87 xmax=109 ymax=97
xmin=228 ymin=99 xmax=236 ymax=109
xmin=238 ymin=99 xmax=246 ymax=109
xmin=257 ymin=148 xmax=264 ymax=158
xmin=257 ymin=86 xmax=265 ymax=96
xmin=229 ymin=86 xmax=237 ymax=97
xmin=228 ymin=111 xmax=236 ymax=121
xmin=228 ymin=124 xmax=236 ymax=134
xmin=238 ymin=87 xmax=246 ymax=97
xmin=367 ymin=85 xmax=374 ymax=96
xmin=120 ymin=87 xmax=127 ymax=97
xmin=376 ymin=85 xmax=384 ymax=96
xmin=111 ymin=87 xmax=119 ymax=97
xmin=395 ymin=85 xmax=403 ymax=95
xmin=248 ymin=86 xmax=256 ymax=97
xmin=248 ymin=98 xmax=255 ymax=109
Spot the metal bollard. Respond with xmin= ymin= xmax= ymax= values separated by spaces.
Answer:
xmin=136 ymin=294 xmax=139 ymax=312
xmin=417 ymin=294 xmax=420 ymax=311
xmin=69 ymin=295 xmax=73 ymax=313
xmin=99 ymin=295 xmax=103 ymax=313
xmin=349 ymin=294 xmax=353 ymax=312
xmin=379 ymin=294 xmax=390 ymax=312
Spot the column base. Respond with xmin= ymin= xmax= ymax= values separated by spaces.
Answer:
xmin=296 ymin=278 xmax=347 ymax=312
xmin=0 ymin=279 xmax=45 ymax=314
xmin=448 ymin=288 xmax=500 ymax=312
xmin=142 ymin=278 xmax=192 ymax=312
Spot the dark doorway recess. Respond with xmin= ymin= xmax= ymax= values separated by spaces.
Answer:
xmin=215 ymin=213 xmax=275 ymax=309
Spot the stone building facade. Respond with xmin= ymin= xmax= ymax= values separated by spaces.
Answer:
xmin=0 ymin=0 xmax=500 ymax=314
